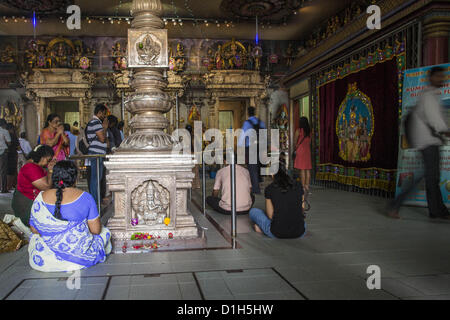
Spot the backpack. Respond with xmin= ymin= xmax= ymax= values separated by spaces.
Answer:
xmin=78 ymin=126 xmax=90 ymax=155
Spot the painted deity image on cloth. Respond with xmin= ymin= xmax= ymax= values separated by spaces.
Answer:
xmin=336 ymin=83 xmax=374 ymax=163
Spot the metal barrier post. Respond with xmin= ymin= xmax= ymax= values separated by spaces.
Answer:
xmin=230 ymin=152 xmax=237 ymax=249
xmin=202 ymin=152 xmax=206 ymax=216
xmin=96 ymin=156 xmax=101 ymax=214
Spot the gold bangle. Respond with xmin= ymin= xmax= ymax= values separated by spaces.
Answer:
xmin=49 ymin=170 xmax=53 ymax=173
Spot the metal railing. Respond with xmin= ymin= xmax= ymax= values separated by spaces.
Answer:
xmin=68 ymin=154 xmax=106 ymax=213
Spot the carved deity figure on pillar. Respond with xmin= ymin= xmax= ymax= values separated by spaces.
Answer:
xmin=131 ymin=180 xmax=170 ymax=226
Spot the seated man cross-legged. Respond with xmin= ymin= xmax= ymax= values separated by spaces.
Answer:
xmin=206 ymin=157 xmax=255 ymax=215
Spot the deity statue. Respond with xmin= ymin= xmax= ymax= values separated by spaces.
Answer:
xmin=187 ymin=105 xmax=201 ymax=125
xmin=344 ymin=7 xmax=351 ymax=24
xmin=214 ymin=45 xmax=224 ymax=70
xmin=206 ymin=48 xmax=215 ymax=71
xmin=1 ymin=102 xmax=22 ymax=129
xmin=272 ymin=104 xmax=289 ymax=151
xmin=112 ymin=42 xmax=127 ymax=71
xmin=25 ymin=40 xmax=38 ymax=69
xmin=136 ymin=35 xmax=161 ymax=65
xmin=131 ymin=180 xmax=170 ymax=226
xmin=36 ymin=41 xmax=50 ymax=68
xmin=0 ymin=45 xmax=15 ymax=64
xmin=326 ymin=19 xmax=334 ymax=37
xmin=174 ymin=43 xmax=187 ymax=73
xmin=296 ymin=45 xmax=307 ymax=58
xmin=245 ymin=44 xmax=254 ymax=70
xmin=51 ymin=43 xmax=69 ymax=68
xmin=72 ymin=41 xmax=83 ymax=69
xmin=286 ymin=43 xmax=294 ymax=67
xmin=333 ymin=16 xmax=340 ymax=32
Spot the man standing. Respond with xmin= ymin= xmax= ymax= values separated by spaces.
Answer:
xmin=63 ymin=123 xmax=77 ymax=157
xmin=86 ymin=104 xmax=108 ymax=206
xmin=206 ymin=155 xmax=255 ymax=215
xmin=238 ymin=106 xmax=266 ymax=194
xmin=388 ymin=66 xmax=449 ymax=219
xmin=0 ymin=119 xmax=11 ymax=193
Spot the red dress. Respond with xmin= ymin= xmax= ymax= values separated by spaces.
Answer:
xmin=294 ymin=128 xmax=312 ymax=170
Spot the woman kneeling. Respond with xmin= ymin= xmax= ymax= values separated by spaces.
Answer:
xmin=249 ymin=161 xmax=306 ymax=239
xmin=28 ymin=161 xmax=111 ymax=272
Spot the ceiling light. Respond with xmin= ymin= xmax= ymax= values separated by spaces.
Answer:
xmin=217 ymin=23 xmax=220 ymax=27
xmin=128 ymin=21 xmax=131 ymax=24
xmin=88 ymin=20 xmax=92 ymax=23
xmin=111 ymin=20 xmax=114 ymax=24
xmin=164 ymin=21 xmax=168 ymax=25
xmin=179 ymin=21 xmax=183 ymax=26
xmin=173 ymin=21 xmax=177 ymax=25
xmin=4 ymin=19 xmax=8 ymax=22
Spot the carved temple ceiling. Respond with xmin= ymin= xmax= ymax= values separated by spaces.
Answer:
xmin=0 ymin=0 xmax=74 ymax=15
xmin=0 ymin=0 xmax=353 ymax=41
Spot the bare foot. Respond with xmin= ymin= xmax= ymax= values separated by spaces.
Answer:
xmin=253 ymin=224 xmax=263 ymax=234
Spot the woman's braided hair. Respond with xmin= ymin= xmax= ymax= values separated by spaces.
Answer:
xmin=51 ymin=160 xmax=78 ymax=220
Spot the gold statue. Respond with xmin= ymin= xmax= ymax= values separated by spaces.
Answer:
xmin=0 ymin=45 xmax=15 ymax=64
xmin=206 ymin=48 xmax=214 ymax=71
xmin=174 ymin=43 xmax=186 ymax=73
xmin=214 ymin=44 xmax=224 ymax=70
xmin=1 ymin=102 xmax=22 ymax=129
xmin=286 ymin=43 xmax=294 ymax=67
xmin=222 ymin=39 xmax=246 ymax=70
xmin=112 ymin=42 xmax=127 ymax=71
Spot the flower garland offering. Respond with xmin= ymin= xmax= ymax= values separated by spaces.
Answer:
xmin=164 ymin=217 xmax=171 ymax=226
xmin=131 ymin=232 xmax=153 ymax=240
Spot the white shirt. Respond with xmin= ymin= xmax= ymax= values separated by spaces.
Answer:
xmin=411 ymin=87 xmax=448 ymax=150
xmin=0 ymin=127 xmax=11 ymax=155
xmin=18 ymin=138 xmax=32 ymax=155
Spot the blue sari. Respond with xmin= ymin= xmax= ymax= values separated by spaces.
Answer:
xmin=28 ymin=192 xmax=111 ymax=272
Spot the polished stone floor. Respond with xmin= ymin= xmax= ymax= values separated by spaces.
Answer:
xmin=1 ymin=179 xmax=450 ymax=300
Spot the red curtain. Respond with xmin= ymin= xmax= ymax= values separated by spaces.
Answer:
xmin=318 ymin=57 xmax=399 ymax=169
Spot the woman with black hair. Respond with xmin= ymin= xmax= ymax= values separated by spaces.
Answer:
xmin=28 ymin=161 xmax=111 ymax=272
xmin=40 ymin=113 xmax=69 ymax=161
xmin=249 ymin=160 xmax=306 ymax=239
xmin=294 ymin=117 xmax=312 ymax=194
xmin=12 ymin=145 xmax=56 ymax=227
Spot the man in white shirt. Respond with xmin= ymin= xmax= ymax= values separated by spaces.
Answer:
xmin=18 ymin=132 xmax=32 ymax=171
xmin=18 ymin=132 xmax=32 ymax=156
xmin=0 ymin=119 xmax=11 ymax=193
xmin=389 ymin=66 xmax=450 ymax=219
xmin=206 ymin=155 xmax=255 ymax=215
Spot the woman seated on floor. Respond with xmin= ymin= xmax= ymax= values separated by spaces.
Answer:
xmin=28 ymin=160 xmax=111 ymax=272
xmin=249 ymin=159 xmax=306 ymax=239
xmin=12 ymin=145 xmax=56 ymax=227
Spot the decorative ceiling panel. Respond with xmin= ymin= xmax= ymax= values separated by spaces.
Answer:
xmin=0 ymin=0 xmax=74 ymax=14
xmin=220 ymin=0 xmax=304 ymax=23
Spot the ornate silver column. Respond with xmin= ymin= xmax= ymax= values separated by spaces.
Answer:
xmin=118 ymin=0 xmax=176 ymax=152
xmin=105 ymin=0 xmax=200 ymax=252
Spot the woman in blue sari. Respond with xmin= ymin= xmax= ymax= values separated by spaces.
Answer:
xmin=28 ymin=161 xmax=111 ymax=272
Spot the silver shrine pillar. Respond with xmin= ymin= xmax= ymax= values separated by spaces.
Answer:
xmin=105 ymin=0 xmax=199 ymax=252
